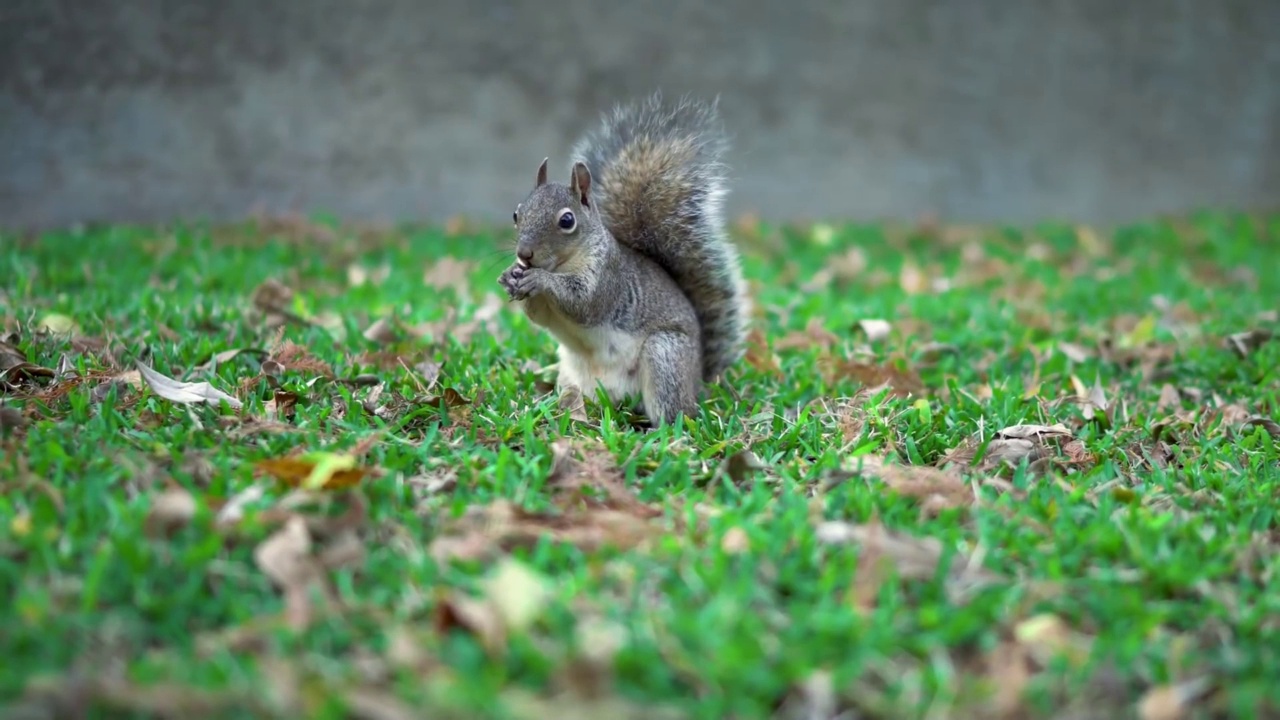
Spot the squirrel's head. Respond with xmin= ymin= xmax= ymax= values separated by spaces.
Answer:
xmin=511 ymin=158 xmax=600 ymax=272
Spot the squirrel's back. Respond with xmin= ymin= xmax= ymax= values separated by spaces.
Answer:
xmin=570 ymin=92 xmax=749 ymax=382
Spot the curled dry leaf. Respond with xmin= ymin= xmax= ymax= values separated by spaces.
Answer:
xmin=362 ymin=316 xmax=401 ymax=345
xmin=1224 ymin=329 xmax=1274 ymax=359
xmin=135 ymin=360 xmax=243 ymax=409
xmin=558 ymin=386 xmax=591 ymax=423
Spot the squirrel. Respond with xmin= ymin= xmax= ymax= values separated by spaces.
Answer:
xmin=498 ymin=92 xmax=750 ymax=425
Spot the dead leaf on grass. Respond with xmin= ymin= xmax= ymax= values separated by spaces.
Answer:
xmin=423 ymin=256 xmax=474 ymax=295
xmin=775 ymin=318 xmax=840 ymax=352
xmin=135 ymin=360 xmax=243 ymax=409
xmin=558 ymin=386 xmax=591 ymax=423
xmin=1137 ymin=676 xmax=1214 ymax=720
xmin=144 ymin=487 xmax=199 ymax=538
xmin=940 ymin=423 xmax=1090 ymax=476
xmin=433 ymin=558 xmax=553 ymax=656
xmin=815 ymin=519 xmax=1002 ymax=605
xmin=744 ymin=327 xmax=782 ymax=376
xmin=347 ymin=262 xmax=391 ymax=288
xmin=854 ymin=319 xmax=892 ymax=343
xmin=820 ymin=357 xmax=926 ymax=398
xmin=252 ymin=515 xmax=334 ymax=630
xmin=362 ymin=316 xmax=402 ymax=345
xmin=834 ymin=454 xmax=973 ymax=516
xmin=1224 ymin=329 xmax=1274 ymax=359
xmin=255 ymin=452 xmax=373 ymax=491
xmin=774 ymin=669 xmax=843 ymax=720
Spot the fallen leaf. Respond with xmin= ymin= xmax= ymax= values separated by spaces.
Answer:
xmin=815 ymin=519 xmax=1001 ymax=604
xmin=1137 ymin=676 xmax=1214 ymax=720
xmin=256 ymin=452 xmax=371 ymax=491
xmin=723 ymin=449 xmax=765 ymax=485
xmin=362 ymin=317 xmax=401 ymax=345
xmin=347 ymin=262 xmax=391 ymax=288
xmin=720 ymin=526 xmax=750 ymax=554
xmin=423 ymin=256 xmax=474 ymax=294
xmin=854 ymin=319 xmax=893 ymax=343
xmin=821 ymin=357 xmax=926 ymax=398
xmin=775 ymin=318 xmax=841 ymax=352
xmin=1224 ymin=329 xmax=1274 ymax=359
xmin=144 ymin=487 xmax=199 ymax=538
xmin=774 ymin=669 xmax=840 ymax=720
xmin=37 ymin=313 xmax=79 ymax=334
xmin=252 ymin=515 xmax=331 ymax=630
xmin=558 ymin=386 xmax=591 ymax=423
xmin=135 ymin=360 xmax=243 ymax=409
xmin=743 ymin=327 xmax=781 ymax=376
xmin=1013 ymin=613 xmax=1090 ymax=667
xmin=836 ymin=454 xmax=973 ymax=515
xmin=434 ymin=558 xmax=553 ymax=657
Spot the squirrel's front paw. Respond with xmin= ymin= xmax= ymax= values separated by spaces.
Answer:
xmin=505 ymin=266 xmax=546 ymax=302
xmin=498 ymin=263 xmax=526 ymax=300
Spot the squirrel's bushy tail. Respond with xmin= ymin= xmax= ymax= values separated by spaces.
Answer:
xmin=570 ymin=92 xmax=749 ymax=382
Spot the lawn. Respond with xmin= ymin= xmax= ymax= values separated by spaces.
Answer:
xmin=1 ymin=212 xmax=1278 ymax=719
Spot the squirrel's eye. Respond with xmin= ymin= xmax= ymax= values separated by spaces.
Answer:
xmin=512 ymin=211 xmax=518 ymax=225
xmin=557 ymin=210 xmax=576 ymax=232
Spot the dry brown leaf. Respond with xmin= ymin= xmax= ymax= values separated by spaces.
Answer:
xmin=1224 ymin=329 xmax=1274 ymax=359
xmin=347 ymin=262 xmax=391 ymax=288
xmin=252 ymin=515 xmax=332 ymax=631
xmin=423 ymin=256 xmax=474 ymax=294
xmin=135 ymin=360 xmax=242 ymax=409
xmin=720 ymin=526 xmax=750 ymax=554
xmin=361 ymin=317 xmax=401 ymax=345
xmin=821 ymin=357 xmax=926 ymax=398
xmin=255 ymin=454 xmax=372 ymax=491
xmin=838 ymin=454 xmax=973 ymax=515
xmin=558 ymin=386 xmax=591 ymax=423
xmin=815 ymin=519 xmax=1001 ymax=604
xmin=775 ymin=317 xmax=840 ymax=352
xmin=144 ymin=487 xmax=199 ymax=538
xmin=433 ymin=558 xmax=553 ymax=658
xmin=1137 ymin=677 xmax=1214 ymax=720
xmin=774 ymin=669 xmax=840 ymax=720
xmin=1157 ymin=383 xmax=1182 ymax=412
xmin=941 ymin=423 xmax=1090 ymax=476
xmin=744 ymin=327 xmax=782 ymax=376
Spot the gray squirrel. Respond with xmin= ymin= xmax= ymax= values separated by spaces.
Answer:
xmin=498 ymin=92 xmax=750 ymax=425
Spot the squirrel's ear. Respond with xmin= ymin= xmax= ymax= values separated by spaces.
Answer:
xmin=535 ymin=158 xmax=549 ymax=187
xmin=570 ymin=162 xmax=592 ymax=207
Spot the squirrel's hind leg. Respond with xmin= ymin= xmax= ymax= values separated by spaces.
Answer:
xmin=638 ymin=330 xmax=701 ymax=425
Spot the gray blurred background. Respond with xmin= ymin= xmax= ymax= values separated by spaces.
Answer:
xmin=2 ymin=0 xmax=1278 ymax=232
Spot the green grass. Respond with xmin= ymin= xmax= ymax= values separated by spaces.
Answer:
xmin=1 ymin=212 xmax=1278 ymax=719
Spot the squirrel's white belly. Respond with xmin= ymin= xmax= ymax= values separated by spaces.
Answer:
xmin=521 ymin=297 xmax=644 ymax=400
xmin=555 ymin=324 xmax=645 ymax=400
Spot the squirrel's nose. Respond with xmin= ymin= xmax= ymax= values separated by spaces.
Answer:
xmin=517 ymin=249 xmax=533 ymax=264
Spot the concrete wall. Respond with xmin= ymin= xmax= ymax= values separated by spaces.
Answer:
xmin=2 ymin=0 xmax=1278 ymax=231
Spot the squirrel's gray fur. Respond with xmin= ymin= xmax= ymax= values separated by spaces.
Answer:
xmin=498 ymin=92 xmax=749 ymax=425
